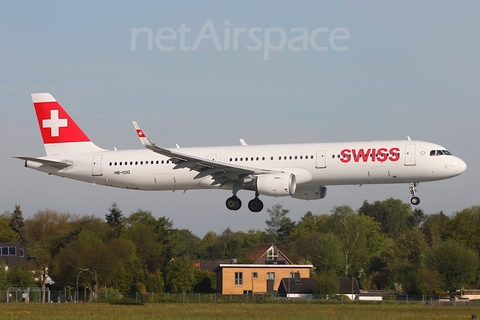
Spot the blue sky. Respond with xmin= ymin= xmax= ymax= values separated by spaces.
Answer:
xmin=1 ymin=1 xmax=479 ymax=237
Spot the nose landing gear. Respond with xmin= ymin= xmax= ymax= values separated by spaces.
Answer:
xmin=409 ymin=182 xmax=420 ymax=205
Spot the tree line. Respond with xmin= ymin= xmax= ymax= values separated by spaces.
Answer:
xmin=1 ymin=199 xmax=479 ymax=302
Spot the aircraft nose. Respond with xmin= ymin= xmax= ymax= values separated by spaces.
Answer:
xmin=454 ymin=157 xmax=467 ymax=174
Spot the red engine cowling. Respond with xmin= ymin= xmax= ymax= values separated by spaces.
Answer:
xmin=255 ymin=173 xmax=296 ymax=197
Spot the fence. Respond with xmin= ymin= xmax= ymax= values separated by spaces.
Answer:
xmin=2 ymin=290 xmax=480 ymax=306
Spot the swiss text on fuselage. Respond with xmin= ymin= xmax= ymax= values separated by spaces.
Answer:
xmin=340 ymin=147 xmax=400 ymax=163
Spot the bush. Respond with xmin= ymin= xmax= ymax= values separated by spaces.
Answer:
xmin=313 ymin=275 xmax=340 ymax=298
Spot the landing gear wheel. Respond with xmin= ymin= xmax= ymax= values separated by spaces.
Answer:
xmin=408 ymin=182 xmax=420 ymax=206
xmin=248 ymin=198 xmax=264 ymax=212
xmin=226 ymin=196 xmax=242 ymax=211
xmin=411 ymin=196 xmax=420 ymax=205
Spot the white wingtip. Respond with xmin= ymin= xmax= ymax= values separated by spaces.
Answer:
xmin=239 ymin=138 xmax=248 ymax=146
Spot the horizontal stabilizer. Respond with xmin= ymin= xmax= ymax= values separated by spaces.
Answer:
xmin=14 ymin=156 xmax=71 ymax=168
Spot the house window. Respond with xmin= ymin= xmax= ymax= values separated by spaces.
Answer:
xmin=290 ymin=272 xmax=300 ymax=279
xmin=252 ymin=272 xmax=258 ymax=279
xmin=235 ymin=272 xmax=243 ymax=286
xmin=266 ymin=272 xmax=275 ymax=280
xmin=19 ymin=248 xmax=24 ymax=257
xmin=267 ymin=247 xmax=278 ymax=261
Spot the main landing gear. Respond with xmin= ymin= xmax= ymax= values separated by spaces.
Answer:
xmin=409 ymin=182 xmax=420 ymax=205
xmin=226 ymin=196 xmax=264 ymax=212
xmin=226 ymin=190 xmax=264 ymax=212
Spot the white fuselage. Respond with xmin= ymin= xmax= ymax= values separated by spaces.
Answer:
xmin=26 ymin=140 xmax=466 ymax=195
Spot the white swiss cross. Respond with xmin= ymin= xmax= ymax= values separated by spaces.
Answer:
xmin=42 ymin=110 xmax=68 ymax=137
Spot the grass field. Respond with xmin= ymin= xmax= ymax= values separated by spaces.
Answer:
xmin=1 ymin=303 xmax=479 ymax=320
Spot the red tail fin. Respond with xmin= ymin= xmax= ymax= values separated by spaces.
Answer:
xmin=31 ymin=93 xmax=105 ymax=155
xmin=32 ymin=93 xmax=90 ymax=144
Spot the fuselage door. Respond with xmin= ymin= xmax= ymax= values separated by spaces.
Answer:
xmin=405 ymin=144 xmax=416 ymax=166
xmin=315 ymin=150 xmax=326 ymax=169
xmin=92 ymin=154 xmax=103 ymax=176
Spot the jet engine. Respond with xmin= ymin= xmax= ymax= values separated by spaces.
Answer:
xmin=255 ymin=173 xmax=296 ymax=197
xmin=291 ymin=185 xmax=327 ymax=200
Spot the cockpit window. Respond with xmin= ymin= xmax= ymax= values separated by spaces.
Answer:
xmin=430 ymin=150 xmax=452 ymax=156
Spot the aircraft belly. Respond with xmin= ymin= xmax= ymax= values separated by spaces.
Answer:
xmin=132 ymin=171 xmax=202 ymax=190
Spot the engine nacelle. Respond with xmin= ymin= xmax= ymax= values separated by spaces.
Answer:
xmin=291 ymin=185 xmax=327 ymax=200
xmin=255 ymin=173 xmax=296 ymax=197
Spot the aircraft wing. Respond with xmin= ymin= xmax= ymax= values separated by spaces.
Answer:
xmin=14 ymin=156 xmax=71 ymax=168
xmin=132 ymin=121 xmax=280 ymax=185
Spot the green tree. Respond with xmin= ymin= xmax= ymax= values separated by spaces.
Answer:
xmin=383 ymin=228 xmax=428 ymax=293
xmin=163 ymin=256 xmax=196 ymax=293
xmin=198 ymin=231 xmax=222 ymax=260
xmin=113 ymin=265 xmax=133 ymax=292
xmin=9 ymin=205 xmax=27 ymax=244
xmin=426 ymin=241 xmax=478 ymax=298
xmin=358 ymin=198 xmax=414 ymax=239
xmin=0 ymin=213 xmax=17 ymax=242
xmin=105 ymin=203 xmax=124 ymax=238
xmin=313 ymin=275 xmax=340 ymax=297
xmin=265 ymin=204 xmax=295 ymax=247
xmin=319 ymin=206 xmax=389 ymax=282
xmin=146 ymin=269 xmax=164 ymax=293
xmin=421 ymin=212 xmax=450 ymax=246
xmin=313 ymin=233 xmax=344 ymax=277
xmin=444 ymin=206 xmax=480 ymax=252
xmin=194 ymin=269 xmax=216 ymax=293
xmin=287 ymin=213 xmax=328 ymax=263
xmin=7 ymin=266 xmax=36 ymax=288
xmin=52 ymin=216 xmax=136 ymax=299
xmin=0 ymin=262 xmax=8 ymax=290
xmin=124 ymin=210 xmax=165 ymax=273
xmin=25 ymin=210 xmax=76 ymax=303
xmin=415 ymin=268 xmax=443 ymax=296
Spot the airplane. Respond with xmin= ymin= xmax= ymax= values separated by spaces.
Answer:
xmin=16 ymin=93 xmax=467 ymax=212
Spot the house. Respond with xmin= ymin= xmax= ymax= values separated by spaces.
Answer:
xmin=278 ymin=278 xmax=316 ymax=299
xmin=214 ymin=263 xmax=312 ymax=295
xmin=277 ymin=277 xmax=361 ymax=300
xmin=461 ymin=290 xmax=480 ymax=300
xmin=194 ymin=259 xmax=235 ymax=272
xmin=247 ymin=243 xmax=293 ymax=265
xmin=0 ymin=242 xmax=27 ymax=268
xmin=201 ymin=244 xmax=312 ymax=295
xmin=339 ymin=277 xmax=361 ymax=300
